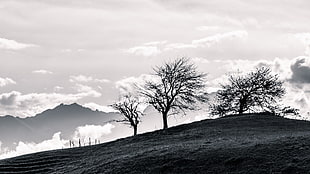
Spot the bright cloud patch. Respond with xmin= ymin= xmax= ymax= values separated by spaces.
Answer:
xmin=74 ymin=84 xmax=102 ymax=98
xmin=0 ymin=89 xmax=102 ymax=117
xmin=126 ymin=40 xmax=166 ymax=56
xmin=83 ymin=102 xmax=117 ymax=113
xmin=72 ymin=123 xmax=115 ymax=143
xmin=166 ymin=30 xmax=248 ymax=51
xmin=0 ymin=123 xmax=116 ymax=159
xmin=0 ymin=77 xmax=16 ymax=87
xmin=128 ymin=31 xmax=248 ymax=55
xmin=126 ymin=46 xmax=161 ymax=57
xmin=70 ymin=75 xmax=110 ymax=83
xmin=54 ymin=86 xmax=64 ymax=92
xmin=0 ymin=91 xmax=78 ymax=116
xmin=192 ymin=30 xmax=248 ymax=47
xmin=115 ymin=74 xmax=159 ymax=94
xmin=0 ymin=37 xmax=37 ymax=50
xmin=32 ymin=70 xmax=53 ymax=74
xmin=0 ymin=132 xmax=67 ymax=159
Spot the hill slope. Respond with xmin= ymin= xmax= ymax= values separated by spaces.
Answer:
xmin=1 ymin=114 xmax=310 ymax=173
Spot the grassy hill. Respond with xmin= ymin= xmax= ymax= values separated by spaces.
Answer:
xmin=1 ymin=114 xmax=310 ymax=174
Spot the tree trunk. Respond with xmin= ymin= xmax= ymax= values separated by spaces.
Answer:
xmin=239 ymin=98 xmax=246 ymax=114
xmin=133 ymin=125 xmax=137 ymax=136
xmin=238 ymin=106 xmax=243 ymax=114
xmin=162 ymin=112 xmax=168 ymax=129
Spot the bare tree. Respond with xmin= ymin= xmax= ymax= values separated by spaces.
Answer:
xmin=265 ymin=105 xmax=300 ymax=117
xmin=111 ymin=94 xmax=143 ymax=136
xmin=210 ymin=66 xmax=285 ymax=116
xmin=139 ymin=57 xmax=208 ymax=129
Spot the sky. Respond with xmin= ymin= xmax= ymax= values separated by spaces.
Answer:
xmin=0 ymin=0 xmax=310 ymax=117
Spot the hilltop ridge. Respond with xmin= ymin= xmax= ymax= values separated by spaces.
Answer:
xmin=1 ymin=114 xmax=310 ymax=173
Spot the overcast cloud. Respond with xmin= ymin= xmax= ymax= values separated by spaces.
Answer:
xmin=0 ymin=0 xmax=309 ymax=117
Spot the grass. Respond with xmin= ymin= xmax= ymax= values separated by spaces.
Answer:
xmin=1 ymin=113 xmax=310 ymax=173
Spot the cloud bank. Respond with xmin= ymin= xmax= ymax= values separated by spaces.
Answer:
xmin=72 ymin=124 xmax=115 ymax=143
xmin=70 ymin=75 xmax=110 ymax=83
xmin=0 ymin=37 xmax=37 ymax=50
xmin=0 ymin=123 xmax=115 ymax=159
xmin=83 ymin=102 xmax=117 ymax=113
xmin=126 ymin=30 xmax=248 ymax=56
xmin=0 ymin=132 xmax=66 ymax=159
xmin=0 ymin=77 xmax=16 ymax=87
xmin=32 ymin=70 xmax=53 ymax=74
xmin=0 ymin=88 xmax=102 ymax=117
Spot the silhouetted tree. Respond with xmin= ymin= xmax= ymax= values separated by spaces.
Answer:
xmin=266 ymin=105 xmax=300 ymax=117
xmin=210 ymin=67 xmax=285 ymax=116
xmin=111 ymin=94 xmax=143 ymax=136
xmin=140 ymin=58 xmax=208 ymax=129
xmin=281 ymin=106 xmax=300 ymax=116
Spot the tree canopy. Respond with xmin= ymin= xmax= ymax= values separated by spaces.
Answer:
xmin=140 ymin=57 xmax=208 ymax=129
xmin=210 ymin=67 xmax=285 ymax=116
xmin=111 ymin=94 xmax=143 ymax=136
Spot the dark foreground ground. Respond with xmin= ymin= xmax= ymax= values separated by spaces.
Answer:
xmin=1 ymin=114 xmax=310 ymax=174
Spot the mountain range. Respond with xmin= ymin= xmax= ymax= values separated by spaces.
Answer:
xmin=0 ymin=103 xmax=122 ymax=149
xmin=0 ymin=102 xmax=211 ymax=158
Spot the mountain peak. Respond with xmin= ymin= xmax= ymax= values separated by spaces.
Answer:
xmin=51 ymin=103 xmax=89 ymax=112
xmin=68 ymin=102 xmax=80 ymax=107
xmin=56 ymin=102 xmax=82 ymax=108
xmin=32 ymin=102 xmax=96 ymax=120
